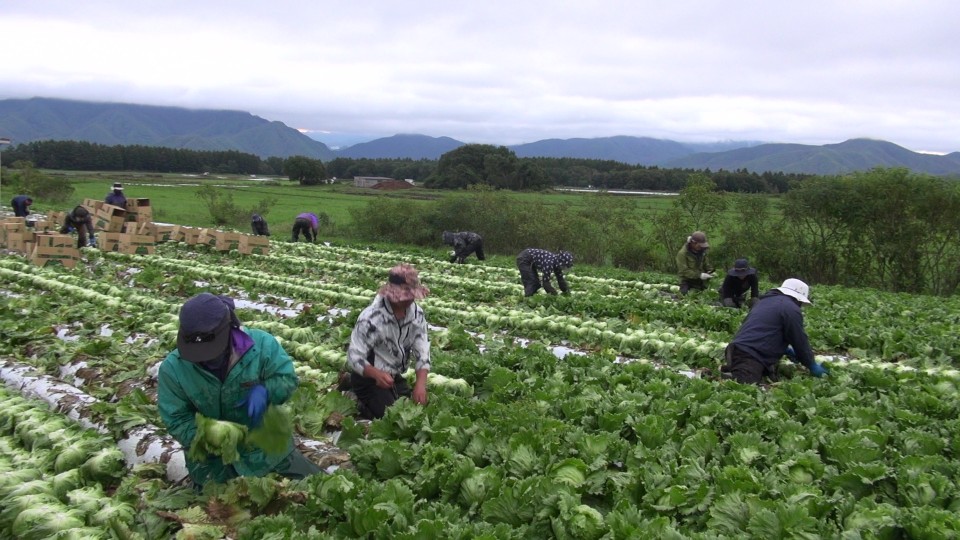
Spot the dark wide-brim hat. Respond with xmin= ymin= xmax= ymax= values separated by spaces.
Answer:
xmin=177 ymin=293 xmax=232 ymax=363
xmin=378 ymin=264 xmax=429 ymax=303
xmin=728 ymin=258 xmax=757 ymax=276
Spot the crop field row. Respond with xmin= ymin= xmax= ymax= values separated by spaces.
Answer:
xmin=1 ymin=237 xmax=959 ymax=538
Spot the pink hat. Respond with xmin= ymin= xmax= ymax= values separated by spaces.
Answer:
xmin=378 ymin=264 xmax=429 ymax=303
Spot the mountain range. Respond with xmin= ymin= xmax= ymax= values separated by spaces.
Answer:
xmin=2 ymin=97 xmax=959 ymax=176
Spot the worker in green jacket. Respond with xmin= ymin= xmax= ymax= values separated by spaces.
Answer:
xmin=158 ymin=293 xmax=320 ymax=488
xmin=676 ymin=231 xmax=716 ymax=295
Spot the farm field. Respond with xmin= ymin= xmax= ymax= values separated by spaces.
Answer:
xmin=1 ymin=235 xmax=959 ymax=538
xmin=41 ymin=171 xmax=685 ymax=232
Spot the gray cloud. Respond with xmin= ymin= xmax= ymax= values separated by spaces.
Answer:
xmin=2 ymin=0 xmax=959 ymax=153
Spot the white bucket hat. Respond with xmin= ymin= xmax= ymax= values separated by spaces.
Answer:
xmin=777 ymin=278 xmax=811 ymax=304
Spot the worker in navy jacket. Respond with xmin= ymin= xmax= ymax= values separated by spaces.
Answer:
xmin=516 ymin=248 xmax=574 ymax=296
xmin=442 ymin=231 xmax=485 ymax=263
xmin=723 ymin=278 xmax=828 ymax=384
xmin=11 ymin=195 xmax=33 ymax=218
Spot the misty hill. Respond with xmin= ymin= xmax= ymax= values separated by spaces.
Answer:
xmin=664 ymin=139 xmax=960 ymax=176
xmin=509 ymin=135 xmax=696 ymax=164
xmin=335 ymin=134 xmax=464 ymax=159
xmin=0 ymin=97 xmax=334 ymax=160
xmin=2 ymin=97 xmax=958 ymax=175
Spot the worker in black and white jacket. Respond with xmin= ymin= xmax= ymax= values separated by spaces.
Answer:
xmin=516 ymin=248 xmax=574 ymax=297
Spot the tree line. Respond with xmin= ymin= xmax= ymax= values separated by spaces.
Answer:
xmin=5 ymin=140 xmax=813 ymax=194
xmin=345 ymin=168 xmax=960 ymax=296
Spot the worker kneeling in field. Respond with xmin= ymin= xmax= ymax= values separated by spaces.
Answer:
xmin=158 ymin=293 xmax=321 ymax=488
xmin=676 ymin=231 xmax=715 ymax=295
xmin=344 ymin=264 xmax=431 ymax=419
xmin=60 ymin=205 xmax=97 ymax=249
xmin=442 ymin=230 xmax=485 ymax=264
xmin=722 ymin=278 xmax=829 ymax=384
xmin=516 ymin=248 xmax=574 ymax=296
xmin=719 ymin=258 xmax=759 ymax=308
xmin=251 ymin=213 xmax=270 ymax=236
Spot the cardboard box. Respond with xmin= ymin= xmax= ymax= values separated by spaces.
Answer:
xmin=124 ymin=198 xmax=153 ymax=223
xmin=82 ymin=198 xmax=104 ymax=213
xmin=47 ymin=211 xmax=67 ymax=225
xmin=118 ymin=233 xmax=156 ymax=255
xmin=30 ymin=245 xmax=80 ymax=268
xmin=30 ymin=219 xmax=57 ymax=233
xmin=198 ymin=229 xmax=241 ymax=251
xmin=180 ymin=227 xmax=203 ymax=245
xmin=34 ymin=233 xmax=74 ymax=248
xmin=97 ymin=232 xmax=123 ymax=252
xmin=94 ymin=204 xmax=127 ymax=233
xmin=136 ymin=222 xmax=176 ymax=242
xmin=5 ymin=232 xmax=37 ymax=254
xmin=2 ymin=218 xmax=27 ymax=233
xmin=238 ymin=234 xmax=270 ymax=255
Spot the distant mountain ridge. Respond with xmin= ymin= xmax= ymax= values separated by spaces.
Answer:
xmin=2 ymin=97 xmax=958 ymax=175
xmin=0 ymin=97 xmax=334 ymax=160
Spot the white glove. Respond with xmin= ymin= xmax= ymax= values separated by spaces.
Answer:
xmin=700 ymin=272 xmax=714 ymax=280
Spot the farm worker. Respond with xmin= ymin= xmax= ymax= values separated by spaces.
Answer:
xmin=60 ymin=205 xmax=97 ymax=248
xmin=676 ymin=231 xmax=715 ymax=295
xmin=722 ymin=278 xmax=829 ymax=384
xmin=344 ymin=264 xmax=431 ymax=419
xmin=251 ymin=213 xmax=270 ymax=236
xmin=719 ymin=258 xmax=760 ymax=308
xmin=104 ymin=182 xmax=127 ymax=208
xmin=442 ymin=230 xmax=486 ymax=264
xmin=291 ymin=212 xmax=319 ymax=242
xmin=11 ymin=195 xmax=33 ymax=218
xmin=157 ymin=293 xmax=321 ymax=488
xmin=516 ymin=248 xmax=574 ymax=297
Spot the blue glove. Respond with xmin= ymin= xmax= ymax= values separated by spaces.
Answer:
xmin=809 ymin=363 xmax=829 ymax=378
xmin=87 ymin=237 xmax=98 ymax=248
xmin=236 ymin=385 xmax=269 ymax=427
xmin=784 ymin=345 xmax=797 ymax=362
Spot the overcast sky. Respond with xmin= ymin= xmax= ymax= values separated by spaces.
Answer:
xmin=2 ymin=1 xmax=958 ymax=153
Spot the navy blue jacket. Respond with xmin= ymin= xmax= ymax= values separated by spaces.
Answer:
xmin=11 ymin=195 xmax=32 ymax=217
xmin=731 ymin=290 xmax=815 ymax=369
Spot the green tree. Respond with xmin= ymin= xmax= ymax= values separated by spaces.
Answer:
xmin=5 ymin=161 xmax=75 ymax=203
xmin=196 ymin=185 xmax=277 ymax=227
xmin=282 ymin=156 xmax=327 ymax=185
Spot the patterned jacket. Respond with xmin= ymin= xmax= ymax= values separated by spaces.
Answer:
xmin=347 ymin=295 xmax=431 ymax=377
xmin=521 ymin=248 xmax=573 ymax=293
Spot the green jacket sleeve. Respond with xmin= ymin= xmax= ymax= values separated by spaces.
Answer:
xmin=157 ymin=355 xmax=197 ymax=449
xmin=251 ymin=330 xmax=298 ymax=405
xmin=676 ymin=248 xmax=700 ymax=280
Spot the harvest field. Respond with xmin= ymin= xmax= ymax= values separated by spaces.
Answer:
xmin=48 ymin=172 xmax=683 ymax=232
xmin=1 ymin=235 xmax=960 ymax=538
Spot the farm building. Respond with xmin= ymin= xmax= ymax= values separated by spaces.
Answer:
xmin=353 ymin=176 xmax=394 ymax=188
xmin=354 ymin=177 xmax=415 ymax=190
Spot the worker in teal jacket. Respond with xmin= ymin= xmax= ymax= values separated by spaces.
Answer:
xmin=158 ymin=293 xmax=320 ymax=488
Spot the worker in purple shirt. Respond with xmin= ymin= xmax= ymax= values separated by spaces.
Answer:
xmin=291 ymin=212 xmax=319 ymax=243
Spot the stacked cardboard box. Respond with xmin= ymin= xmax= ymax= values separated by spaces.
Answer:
xmin=94 ymin=204 xmax=127 ymax=233
xmin=179 ymin=227 xmax=203 ymax=245
xmin=34 ymin=233 xmax=74 ymax=248
xmin=118 ymin=233 xmax=156 ymax=255
xmin=30 ymin=234 xmax=80 ymax=268
xmin=198 ymin=229 xmax=242 ymax=252
xmin=97 ymin=232 xmax=123 ymax=252
xmin=238 ymin=234 xmax=270 ymax=255
xmin=82 ymin=198 xmax=104 ymax=212
xmin=125 ymin=199 xmax=153 ymax=224
xmin=136 ymin=222 xmax=177 ymax=243
xmin=2 ymin=218 xmax=35 ymax=253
